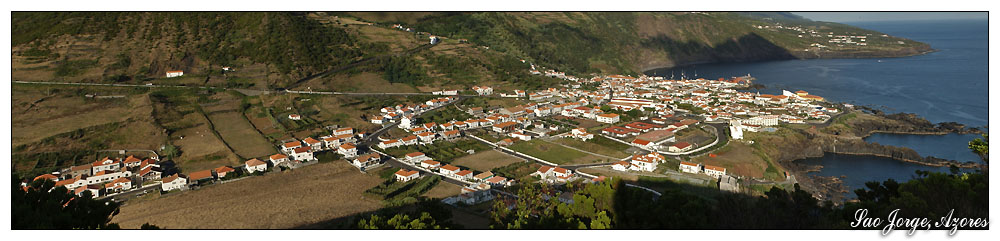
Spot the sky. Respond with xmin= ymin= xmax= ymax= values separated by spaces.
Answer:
xmin=792 ymin=12 xmax=987 ymax=23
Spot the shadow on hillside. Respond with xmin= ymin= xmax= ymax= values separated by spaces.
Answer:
xmin=641 ymin=32 xmax=797 ymax=65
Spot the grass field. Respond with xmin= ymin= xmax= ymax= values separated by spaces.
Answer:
xmin=691 ymin=142 xmax=776 ymax=179
xmin=171 ymin=112 xmax=240 ymax=172
xmin=552 ymin=136 xmax=631 ymax=159
xmin=208 ymin=112 xmax=277 ymax=159
xmin=113 ymin=161 xmax=384 ymax=229
xmin=11 ymin=89 xmax=149 ymax=147
xmin=508 ymin=139 xmax=606 ymax=165
xmin=381 ymin=139 xmax=490 ymax=162
xmin=421 ymin=182 xmax=463 ymax=199
xmin=578 ymin=167 xmax=640 ymax=182
xmin=451 ymin=150 xmax=524 ymax=172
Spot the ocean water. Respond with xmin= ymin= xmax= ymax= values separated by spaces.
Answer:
xmin=646 ymin=19 xmax=988 ymax=194
xmin=647 ymin=19 xmax=988 ymax=128
xmin=796 ymin=153 xmax=953 ymax=198
xmin=864 ymin=132 xmax=984 ymax=163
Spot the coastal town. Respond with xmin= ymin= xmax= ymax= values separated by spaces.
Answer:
xmin=21 ymin=55 xmax=845 ymax=210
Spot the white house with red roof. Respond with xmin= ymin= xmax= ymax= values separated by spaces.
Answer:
xmin=74 ymin=185 xmax=102 ymax=198
xmin=291 ymin=146 xmax=314 ymax=161
xmin=245 ymin=159 xmax=268 ymax=173
xmin=86 ymin=170 xmax=131 ymax=185
xmin=704 ymin=165 xmax=727 ymax=178
xmin=630 ymin=138 xmax=656 ymax=149
xmin=420 ymin=160 xmax=441 ymax=170
xmin=510 ymin=131 xmax=532 ymax=141
xmin=628 ymin=153 xmax=664 ymax=172
xmin=338 ymin=143 xmax=358 ymax=158
xmin=611 ymin=161 xmax=633 ymax=171
xmin=104 ymin=177 xmax=132 ymax=193
xmin=353 ymin=153 xmax=381 ymax=169
xmin=534 ymin=165 xmax=554 ymax=177
xmin=405 ymin=152 xmax=429 ymax=163
xmin=668 ymin=142 xmax=694 ymax=152
xmin=282 ymin=140 xmax=302 ymax=154
xmin=165 ymin=70 xmax=184 ymax=78
xmin=123 ymin=155 xmax=143 ymax=168
xmin=139 ymin=166 xmax=161 ymax=180
xmin=395 ymin=169 xmax=420 ymax=182
xmin=161 ymin=174 xmax=188 ymax=192
xmin=302 ymin=137 xmax=323 ymax=150
xmin=678 ymin=162 xmax=699 ymax=174
xmin=91 ymin=157 xmax=121 ymax=174
xmin=417 ymin=131 xmax=437 ymax=144
xmin=596 ymin=113 xmax=620 ymax=124
xmin=439 ymin=164 xmax=460 ymax=176
xmin=269 ymin=153 xmax=289 ymax=166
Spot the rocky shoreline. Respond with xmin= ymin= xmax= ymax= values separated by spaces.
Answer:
xmin=761 ymin=109 xmax=985 ymax=203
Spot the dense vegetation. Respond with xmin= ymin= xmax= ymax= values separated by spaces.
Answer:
xmin=13 ymin=12 xmax=362 ymax=79
xmin=12 ymin=179 xmax=122 ymax=229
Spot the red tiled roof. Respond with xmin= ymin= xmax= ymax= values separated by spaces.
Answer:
xmin=455 ymin=170 xmax=473 ymax=176
xmin=673 ymin=142 xmax=692 ymax=149
xmin=246 ymin=158 xmax=268 ymax=167
xmin=189 ymin=170 xmax=213 ymax=180
xmin=441 ymin=165 xmax=460 ymax=171
xmin=303 ymin=137 xmax=321 ymax=145
xmin=406 ymin=152 xmax=426 ymax=158
xmin=284 ymin=141 xmax=302 ymax=148
xmin=704 ymin=165 xmax=726 ymax=172
xmin=215 ymin=166 xmax=236 ymax=174
xmin=270 ymin=153 xmax=288 ymax=160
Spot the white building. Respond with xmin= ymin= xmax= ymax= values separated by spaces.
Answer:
xmin=704 ymin=165 xmax=727 ymax=178
xmin=395 ymin=169 xmax=420 ymax=182
xmin=166 ymin=70 xmax=184 ymax=78
xmin=596 ymin=113 xmax=620 ymax=124
xmin=679 ymin=161 xmax=701 ymax=174
xmin=245 ymin=159 xmax=268 ymax=173
xmin=161 ymin=174 xmax=188 ymax=192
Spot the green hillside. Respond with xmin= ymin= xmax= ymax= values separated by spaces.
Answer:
xmin=12 ymin=12 xmax=931 ymax=89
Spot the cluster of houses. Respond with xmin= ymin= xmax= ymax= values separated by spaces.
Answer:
xmin=370 ymin=96 xmax=457 ymax=126
xmin=399 ymin=151 xmax=515 ymax=188
xmin=598 ymin=116 xmax=700 ymax=152
xmin=283 ymin=127 xmax=359 ymax=161
xmin=161 ymin=126 xmax=369 ymax=192
xmin=532 ymin=165 xmax=575 ymax=183
xmin=24 ymin=155 xmax=162 ymax=198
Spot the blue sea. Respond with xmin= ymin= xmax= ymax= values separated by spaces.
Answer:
xmin=646 ymin=19 xmax=988 ymax=195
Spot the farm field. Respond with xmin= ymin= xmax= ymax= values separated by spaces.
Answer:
xmin=208 ymin=111 xmax=276 ymax=159
xmin=551 ymin=136 xmax=632 ymax=159
xmin=508 ymin=139 xmax=606 ymax=165
xmin=451 ymin=150 xmax=523 ymax=172
xmin=421 ymin=182 xmax=462 ymax=199
xmin=171 ymin=112 xmax=240 ymax=172
xmin=113 ymin=161 xmax=384 ymax=229
xmin=11 ymin=89 xmax=150 ymax=147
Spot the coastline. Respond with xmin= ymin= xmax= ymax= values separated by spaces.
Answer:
xmin=757 ymin=109 xmax=984 ymax=203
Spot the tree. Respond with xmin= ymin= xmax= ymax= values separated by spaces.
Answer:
xmin=357 ymin=212 xmax=445 ymax=229
xmin=968 ymin=134 xmax=988 ymax=163
xmin=12 ymin=178 xmax=122 ymax=229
